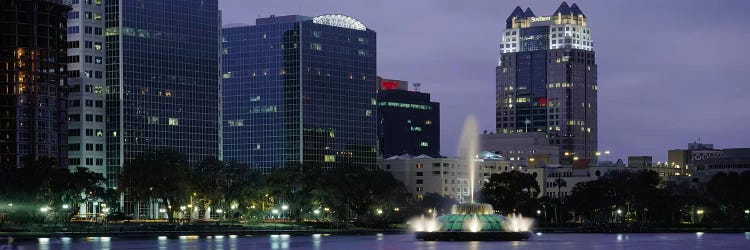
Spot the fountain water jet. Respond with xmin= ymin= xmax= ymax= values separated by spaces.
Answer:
xmin=412 ymin=114 xmax=533 ymax=241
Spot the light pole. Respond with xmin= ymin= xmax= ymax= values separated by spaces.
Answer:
xmin=282 ymin=204 xmax=289 ymax=220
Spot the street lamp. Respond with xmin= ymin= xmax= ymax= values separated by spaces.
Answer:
xmin=394 ymin=208 xmax=400 ymax=212
xmin=616 ymin=209 xmax=622 ymax=215
xmin=40 ymin=207 xmax=50 ymax=213
xmin=281 ymin=205 xmax=289 ymax=211
xmin=744 ymin=209 xmax=749 ymax=214
xmin=376 ymin=209 xmax=383 ymax=215
xmin=537 ymin=210 xmax=541 ymax=215
xmin=313 ymin=209 xmax=320 ymax=215
xmin=62 ymin=204 xmax=69 ymax=210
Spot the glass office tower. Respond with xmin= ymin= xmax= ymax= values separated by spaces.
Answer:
xmin=496 ymin=2 xmax=597 ymax=164
xmin=222 ymin=15 xmax=377 ymax=172
xmin=0 ymin=0 xmax=70 ymax=168
xmin=105 ymin=0 xmax=220 ymax=186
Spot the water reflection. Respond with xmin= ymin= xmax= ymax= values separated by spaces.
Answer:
xmin=270 ymin=234 xmax=290 ymax=249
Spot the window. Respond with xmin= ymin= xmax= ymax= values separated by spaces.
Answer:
xmin=85 ymin=100 xmax=93 ymax=107
xmin=93 ymin=12 xmax=102 ymax=20
xmin=68 ymin=114 xmax=80 ymax=121
xmin=416 ymin=164 xmax=424 ymax=169
xmin=95 ymin=144 xmax=103 ymax=151
xmin=94 ymin=27 xmax=102 ymax=35
xmin=85 ymin=129 xmax=93 ymax=136
xmin=68 ymin=11 xmax=79 ymax=19
xmin=95 ymin=129 xmax=103 ymax=137
xmin=84 ymin=26 xmax=93 ymax=34
xmin=84 ymin=55 xmax=92 ymax=63
xmin=311 ymin=43 xmax=322 ymax=51
xmin=67 ymin=26 xmax=80 ymax=34
xmin=95 ymin=101 xmax=103 ymax=107
xmin=69 ymin=158 xmax=80 ymax=166
xmin=94 ymin=42 xmax=103 ymax=50
xmin=68 ymin=129 xmax=80 ymax=136
xmin=68 ymin=41 xmax=80 ymax=49
xmin=324 ymin=155 xmax=336 ymax=162
xmin=420 ymin=142 xmax=429 ymax=147
xmin=416 ymin=172 xmax=423 ymax=176
xmin=85 ymin=11 xmax=92 ymax=19
xmin=416 ymin=179 xmax=423 ymax=184
xmin=69 ymin=143 xmax=80 ymax=151
xmin=94 ymin=71 xmax=103 ymax=78
xmin=95 ymin=57 xmax=103 ymax=64
xmin=85 ymin=158 xmax=94 ymax=165
xmin=85 ymin=143 xmax=94 ymax=151
xmin=148 ymin=116 xmax=159 ymax=124
xmin=95 ymin=115 xmax=103 ymax=122
xmin=168 ymin=118 xmax=179 ymax=126
xmin=85 ymin=114 xmax=93 ymax=121
xmin=85 ymin=41 xmax=92 ymax=48
xmin=68 ymin=56 xmax=80 ymax=63
xmin=95 ymin=159 xmax=103 ymax=165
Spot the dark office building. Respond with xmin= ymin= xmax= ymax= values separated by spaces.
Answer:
xmin=105 ymin=0 xmax=220 ymax=185
xmin=377 ymin=77 xmax=440 ymax=158
xmin=0 ymin=0 xmax=70 ymax=168
xmin=496 ymin=2 xmax=597 ymax=164
xmin=222 ymin=15 xmax=377 ymax=172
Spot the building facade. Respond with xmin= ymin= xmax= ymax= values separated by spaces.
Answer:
xmin=480 ymin=132 xmax=560 ymax=168
xmin=0 ymin=0 xmax=70 ymax=168
xmin=378 ymin=152 xmax=512 ymax=201
xmin=496 ymin=2 xmax=597 ymax=164
xmin=64 ymin=0 xmax=106 ymax=175
xmin=377 ymin=77 xmax=440 ymax=158
xmin=222 ymin=15 xmax=377 ymax=172
xmin=105 ymin=0 xmax=221 ymax=186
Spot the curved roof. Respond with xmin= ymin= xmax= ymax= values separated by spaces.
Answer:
xmin=312 ymin=14 xmax=367 ymax=31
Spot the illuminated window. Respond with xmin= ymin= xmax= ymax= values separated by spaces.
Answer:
xmin=420 ymin=142 xmax=429 ymax=147
xmin=311 ymin=43 xmax=322 ymax=51
xmin=410 ymin=126 xmax=422 ymax=132
xmin=416 ymin=164 xmax=424 ymax=169
xmin=425 ymin=120 xmax=432 ymax=125
xmin=168 ymin=118 xmax=179 ymax=126
xmin=148 ymin=116 xmax=159 ymax=124
xmin=223 ymin=72 xmax=231 ymax=79
xmin=324 ymin=155 xmax=336 ymax=162
xmin=365 ymin=110 xmax=372 ymax=116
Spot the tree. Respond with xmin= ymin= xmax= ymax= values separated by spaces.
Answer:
xmin=119 ymin=150 xmax=191 ymax=221
xmin=481 ymin=171 xmax=540 ymax=215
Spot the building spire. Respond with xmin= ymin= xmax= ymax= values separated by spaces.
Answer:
xmin=506 ymin=6 xmax=525 ymax=28
xmin=523 ymin=7 xmax=536 ymax=18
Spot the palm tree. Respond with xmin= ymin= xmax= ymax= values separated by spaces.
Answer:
xmin=552 ymin=177 xmax=567 ymax=224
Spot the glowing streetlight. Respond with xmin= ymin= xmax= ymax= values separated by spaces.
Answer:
xmin=313 ymin=209 xmax=320 ymax=215
xmin=616 ymin=209 xmax=622 ymax=215
xmin=376 ymin=209 xmax=383 ymax=215
xmin=744 ymin=209 xmax=749 ymax=214
xmin=217 ymin=209 xmax=223 ymax=214
xmin=604 ymin=150 xmax=611 ymax=155
xmin=323 ymin=207 xmax=330 ymax=212
xmin=101 ymin=203 xmax=107 ymax=208
xmin=62 ymin=204 xmax=70 ymax=209
xmin=697 ymin=209 xmax=704 ymax=215
xmin=40 ymin=207 xmax=50 ymax=213
xmin=281 ymin=205 xmax=289 ymax=211
xmin=595 ymin=152 xmax=601 ymax=156
xmin=272 ymin=209 xmax=279 ymax=215
xmin=180 ymin=206 xmax=186 ymax=211
xmin=573 ymin=156 xmax=579 ymax=161
xmin=159 ymin=208 xmax=166 ymax=213
xmin=7 ymin=203 xmax=12 ymax=207
xmin=394 ymin=208 xmax=400 ymax=212
xmin=102 ymin=208 xmax=110 ymax=213
xmin=537 ymin=210 xmax=541 ymax=215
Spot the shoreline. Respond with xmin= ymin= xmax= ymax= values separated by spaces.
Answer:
xmin=2 ymin=227 xmax=749 ymax=240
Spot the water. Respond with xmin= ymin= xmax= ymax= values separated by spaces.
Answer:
xmin=13 ymin=233 xmax=750 ymax=249
xmin=458 ymin=114 xmax=479 ymax=203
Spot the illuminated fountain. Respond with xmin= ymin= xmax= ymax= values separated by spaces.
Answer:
xmin=412 ymin=115 xmax=532 ymax=241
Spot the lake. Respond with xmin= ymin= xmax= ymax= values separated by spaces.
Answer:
xmin=12 ymin=232 xmax=750 ymax=249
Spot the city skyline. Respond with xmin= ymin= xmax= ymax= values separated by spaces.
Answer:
xmin=219 ymin=0 xmax=750 ymax=162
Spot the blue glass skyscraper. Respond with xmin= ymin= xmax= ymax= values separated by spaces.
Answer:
xmin=105 ymin=0 xmax=221 ymax=186
xmin=222 ymin=15 xmax=377 ymax=172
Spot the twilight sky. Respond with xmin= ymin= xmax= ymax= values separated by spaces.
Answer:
xmin=219 ymin=0 xmax=750 ymax=162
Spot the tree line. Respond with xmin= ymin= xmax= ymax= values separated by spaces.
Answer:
xmin=479 ymin=169 xmax=750 ymax=227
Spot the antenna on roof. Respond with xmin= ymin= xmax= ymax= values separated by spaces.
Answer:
xmin=412 ymin=82 xmax=421 ymax=92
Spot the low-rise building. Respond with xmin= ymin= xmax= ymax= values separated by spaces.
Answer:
xmin=379 ymin=152 xmax=513 ymax=202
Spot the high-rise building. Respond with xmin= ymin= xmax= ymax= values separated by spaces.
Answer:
xmin=64 ymin=0 xmax=106 ymax=175
xmin=105 ymin=0 xmax=221 ymax=186
xmin=496 ymin=2 xmax=597 ymax=164
xmin=376 ymin=77 xmax=440 ymax=158
xmin=0 ymin=0 xmax=70 ymax=168
xmin=222 ymin=15 xmax=377 ymax=172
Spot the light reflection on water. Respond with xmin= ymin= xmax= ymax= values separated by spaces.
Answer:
xmin=10 ymin=233 xmax=750 ymax=250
